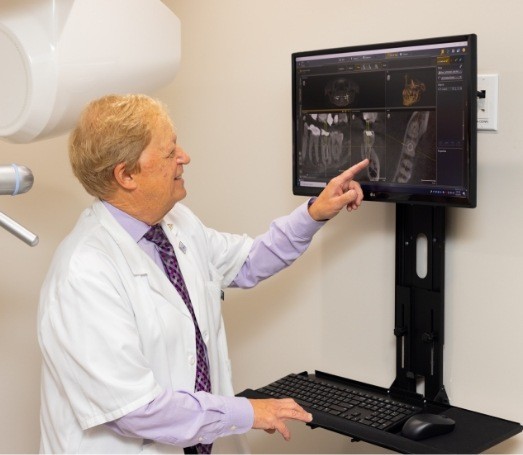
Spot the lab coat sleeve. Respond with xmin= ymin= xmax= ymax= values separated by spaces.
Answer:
xmin=203 ymin=227 xmax=253 ymax=288
xmin=39 ymin=246 xmax=162 ymax=430
xmin=168 ymin=204 xmax=253 ymax=288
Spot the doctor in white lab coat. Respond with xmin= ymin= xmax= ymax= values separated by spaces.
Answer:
xmin=38 ymin=94 xmax=368 ymax=454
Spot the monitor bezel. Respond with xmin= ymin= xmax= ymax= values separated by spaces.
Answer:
xmin=291 ymin=34 xmax=477 ymax=208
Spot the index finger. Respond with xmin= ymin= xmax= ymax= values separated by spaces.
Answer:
xmin=278 ymin=399 xmax=313 ymax=422
xmin=338 ymin=158 xmax=369 ymax=182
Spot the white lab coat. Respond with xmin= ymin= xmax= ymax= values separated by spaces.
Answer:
xmin=38 ymin=200 xmax=253 ymax=453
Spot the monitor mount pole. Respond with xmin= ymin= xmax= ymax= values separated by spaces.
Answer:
xmin=390 ymin=204 xmax=449 ymax=404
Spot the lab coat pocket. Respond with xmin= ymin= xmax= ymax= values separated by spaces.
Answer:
xmin=204 ymin=265 xmax=236 ymax=395
xmin=205 ymin=265 xmax=224 ymax=329
xmin=154 ymin=302 xmax=196 ymax=390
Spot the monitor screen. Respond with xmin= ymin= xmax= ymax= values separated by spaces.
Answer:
xmin=292 ymin=34 xmax=477 ymax=207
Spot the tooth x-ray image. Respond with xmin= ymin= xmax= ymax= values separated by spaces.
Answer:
xmin=298 ymin=112 xmax=351 ymax=179
xmin=347 ymin=110 xmax=436 ymax=185
xmin=297 ymin=108 xmax=436 ymax=186
xmin=349 ymin=112 xmax=386 ymax=182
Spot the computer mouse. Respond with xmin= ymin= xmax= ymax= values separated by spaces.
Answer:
xmin=401 ymin=413 xmax=455 ymax=440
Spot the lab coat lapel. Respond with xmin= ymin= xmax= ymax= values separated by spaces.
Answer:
xmin=92 ymin=201 xmax=191 ymax=318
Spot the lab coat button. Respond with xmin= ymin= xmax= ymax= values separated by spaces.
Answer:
xmin=188 ymin=355 xmax=195 ymax=365
xmin=202 ymin=331 xmax=208 ymax=341
xmin=230 ymin=425 xmax=237 ymax=431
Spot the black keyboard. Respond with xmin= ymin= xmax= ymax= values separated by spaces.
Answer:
xmin=254 ymin=373 xmax=422 ymax=432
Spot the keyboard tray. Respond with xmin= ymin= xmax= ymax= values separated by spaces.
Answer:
xmin=238 ymin=370 xmax=523 ymax=454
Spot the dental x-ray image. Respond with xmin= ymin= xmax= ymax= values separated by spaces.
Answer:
xmin=297 ymin=109 xmax=436 ymax=186
xmin=348 ymin=110 xmax=436 ymax=185
xmin=296 ymin=62 xmax=438 ymax=188
xmin=298 ymin=112 xmax=351 ymax=180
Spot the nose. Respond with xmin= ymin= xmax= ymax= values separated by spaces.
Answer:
xmin=176 ymin=146 xmax=191 ymax=165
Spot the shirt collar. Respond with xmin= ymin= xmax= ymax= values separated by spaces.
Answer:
xmin=102 ymin=200 xmax=151 ymax=243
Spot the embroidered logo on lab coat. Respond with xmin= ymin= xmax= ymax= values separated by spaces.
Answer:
xmin=179 ymin=241 xmax=187 ymax=254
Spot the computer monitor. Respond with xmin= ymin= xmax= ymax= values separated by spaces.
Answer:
xmin=292 ymin=34 xmax=477 ymax=208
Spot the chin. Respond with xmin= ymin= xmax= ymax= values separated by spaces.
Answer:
xmin=171 ymin=192 xmax=187 ymax=207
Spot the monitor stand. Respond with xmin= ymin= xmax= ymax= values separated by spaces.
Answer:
xmin=390 ymin=204 xmax=448 ymax=404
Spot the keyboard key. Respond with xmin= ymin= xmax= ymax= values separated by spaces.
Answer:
xmin=329 ymin=404 xmax=348 ymax=412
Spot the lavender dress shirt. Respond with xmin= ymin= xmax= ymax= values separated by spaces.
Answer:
xmin=102 ymin=200 xmax=324 ymax=447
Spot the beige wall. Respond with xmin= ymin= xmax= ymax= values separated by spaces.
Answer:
xmin=1 ymin=0 xmax=522 ymax=452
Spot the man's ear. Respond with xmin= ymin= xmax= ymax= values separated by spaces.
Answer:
xmin=113 ymin=163 xmax=138 ymax=190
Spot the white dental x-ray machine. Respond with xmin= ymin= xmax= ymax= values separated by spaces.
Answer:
xmin=0 ymin=0 xmax=181 ymax=245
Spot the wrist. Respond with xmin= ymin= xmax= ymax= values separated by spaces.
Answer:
xmin=307 ymin=197 xmax=329 ymax=222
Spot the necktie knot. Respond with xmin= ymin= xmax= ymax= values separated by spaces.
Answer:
xmin=144 ymin=224 xmax=169 ymax=247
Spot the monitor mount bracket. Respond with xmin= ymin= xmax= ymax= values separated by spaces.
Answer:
xmin=390 ymin=204 xmax=449 ymax=404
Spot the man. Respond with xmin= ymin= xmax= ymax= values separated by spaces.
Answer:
xmin=38 ymin=94 xmax=368 ymax=453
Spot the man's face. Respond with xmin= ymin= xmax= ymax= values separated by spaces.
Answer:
xmin=133 ymin=118 xmax=190 ymax=223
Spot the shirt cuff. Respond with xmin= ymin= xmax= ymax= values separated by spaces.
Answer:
xmin=288 ymin=199 xmax=326 ymax=240
xmin=220 ymin=396 xmax=254 ymax=436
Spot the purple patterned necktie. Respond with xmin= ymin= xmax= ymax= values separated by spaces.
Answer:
xmin=144 ymin=225 xmax=212 ymax=454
